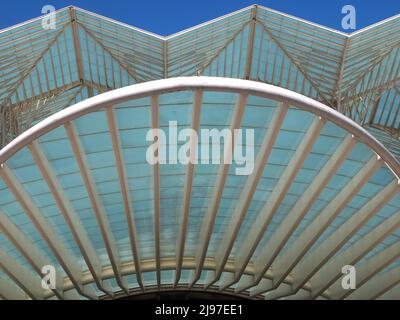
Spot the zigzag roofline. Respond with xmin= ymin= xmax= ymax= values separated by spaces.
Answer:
xmin=1 ymin=4 xmax=399 ymax=39
xmin=1 ymin=3 xmax=399 ymax=157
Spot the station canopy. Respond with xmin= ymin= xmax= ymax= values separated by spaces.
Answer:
xmin=0 ymin=5 xmax=399 ymax=300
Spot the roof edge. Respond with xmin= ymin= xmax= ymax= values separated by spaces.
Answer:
xmin=0 ymin=6 xmax=70 ymax=35
xmin=1 ymin=4 xmax=398 ymax=39
xmin=1 ymin=76 xmax=399 ymax=180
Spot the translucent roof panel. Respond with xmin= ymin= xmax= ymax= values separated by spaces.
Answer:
xmin=1 ymin=5 xmax=399 ymax=161
xmin=0 ymin=77 xmax=398 ymax=300
xmin=1 ymin=2 xmax=400 ymax=300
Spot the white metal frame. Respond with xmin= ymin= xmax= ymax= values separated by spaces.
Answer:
xmin=0 ymin=77 xmax=399 ymax=300
xmin=2 ymin=5 xmax=400 ymax=149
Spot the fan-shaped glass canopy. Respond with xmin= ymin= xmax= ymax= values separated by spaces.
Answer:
xmin=0 ymin=77 xmax=399 ymax=300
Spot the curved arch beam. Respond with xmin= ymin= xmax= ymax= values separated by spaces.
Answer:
xmin=1 ymin=77 xmax=398 ymax=175
xmin=0 ymin=77 xmax=399 ymax=300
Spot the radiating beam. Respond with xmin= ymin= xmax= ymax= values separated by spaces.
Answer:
xmin=249 ymin=278 xmax=274 ymax=297
xmin=214 ymin=115 xmax=325 ymax=290
xmin=204 ymin=102 xmax=287 ymax=287
xmin=264 ymin=283 xmax=292 ymax=300
xmin=0 ymin=278 xmax=27 ymax=300
xmin=233 ymin=274 xmax=254 ymax=293
xmin=0 ymin=163 xmax=96 ymax=299
xmin=347 ymin=265 xmax=400 ymax=300
xmin=28 ymin=140 xmax=112 ymax=296
xmin=253 ymin=155 xmax=382 ymax=293
xmin=175 ymin=90 xmax=203 ymax=286
xmin=64 ymin=121 xmax=129 ymax=294
xmin=189 ymin=93 xmax=248 ymax=287
xmin=150 ymin=95 xmax=161 ymax=288
xmin=376 ymin=284 xmax=400 ymax=300
xmin=0 ymin=248 xmax=44 ymax=300
xmin=106 ymin=106 xmax=143 ymax=290
xmin=309 ymin=209 xmax=400 ymax=299
xmin=329 ymin=241 xmax=400 ymax=299
xmin=218 ymin=272 xmax=235 ymax=291
xmin=0 ymin=211 xmax=64 ymax=299
xmin=236 ymin=134 xmax=355 ymax=294
xmin=288 ymin=179 xmax=399 ymax=297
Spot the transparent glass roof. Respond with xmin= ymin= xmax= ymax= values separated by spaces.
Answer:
xmin=0 ymin=5 xmax=399 ymax=158
xmin=0 ymin=77 xmax=398 ymax=300
xmin=0 ymin=3 xmax=399 ymax=300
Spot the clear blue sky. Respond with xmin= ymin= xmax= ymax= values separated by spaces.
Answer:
xmin=0 ymin=0 xmax=399 ymax=35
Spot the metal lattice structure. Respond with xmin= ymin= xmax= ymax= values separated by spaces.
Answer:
xmin=1 ymin=77 xmax=400 ymax=300
xmin=0 ymin=5 xmax=400 ymax=300
xmin=1 ymin=6 xmax=400 ymax=148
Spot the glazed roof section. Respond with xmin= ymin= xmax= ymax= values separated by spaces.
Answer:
xmin=0 ymin=5 xmax=399 ymax=146
xmin=1 ymin=77 xmax=399 ymax=300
